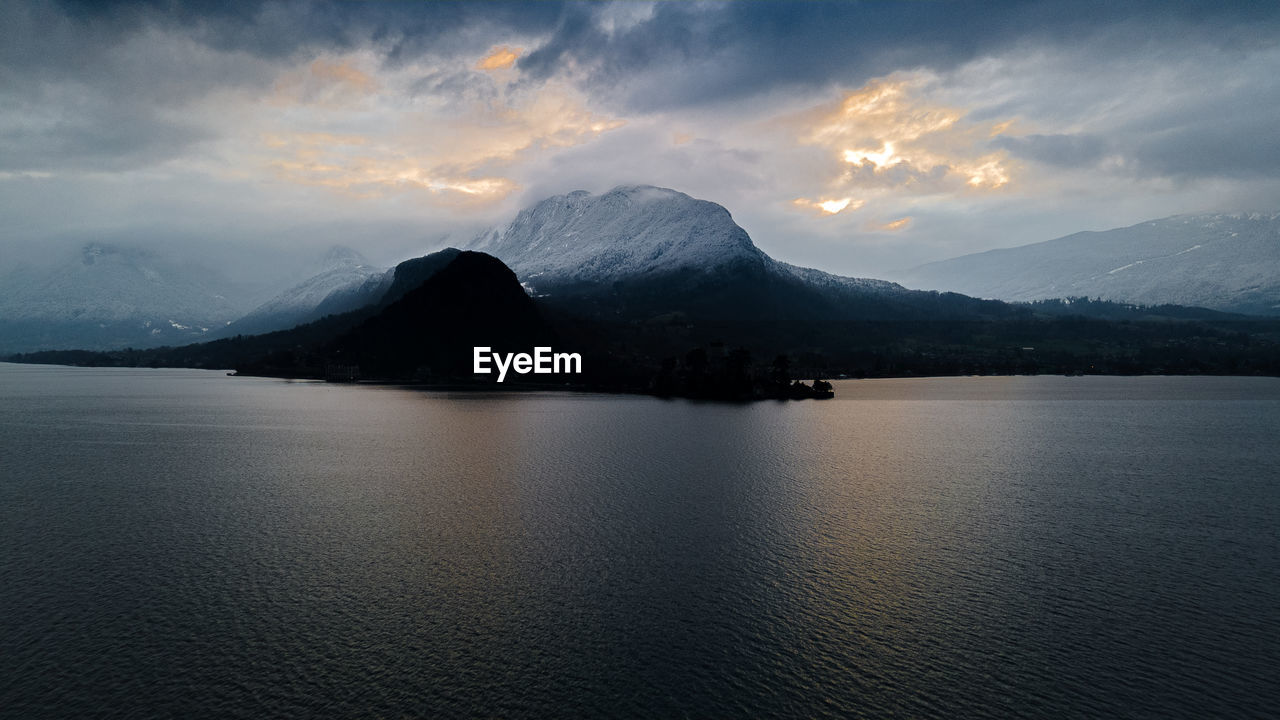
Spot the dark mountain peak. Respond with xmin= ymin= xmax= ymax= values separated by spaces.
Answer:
xmin=432 ymin=249 xmax=519 ymax=279
xmin=380 ymin=247 xmax=463 ymax=306
xmin=332 ymin=250 xmax=553 ymax=379
xmin=398 ymin=251 xmax=531 ymax=311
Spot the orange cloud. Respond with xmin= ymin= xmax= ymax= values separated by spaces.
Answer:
xmin=477 ymin=46 xmax=521 ymax=71
xmin=792 ymin=74 xmax=1014 ymax=217
xmin=256 ymin=64 xmax=622 ymax=207
xmin=271 ymin=57 xmax=380 ymax=108
xmin=310 ymin=59 xmax=377 ymax=91
xmin=989 ymin=119 xmax=1015 ymax=136
xmin=264 ymin=131 xmax=518 ymax=203
xmin=870 ymin=217 xmax=912 ymax=232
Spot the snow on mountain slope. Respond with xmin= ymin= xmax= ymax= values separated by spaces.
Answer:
xmin=0 ymin=243 xmax=260 ymax=353
xmin=221 ymin=246 xmax=385 ymax=336
xmin=0 ymin=243 xmax=246 ymax=323
xmin=469 ymin=185 xmax=771 ymax=287
xmin=775 ymin=261 xmax=903 ymax=295
xmin=469 ymin=185 xmax=904 ymax=296
xmin=899 ymin=213 xmax=1280 ymax=315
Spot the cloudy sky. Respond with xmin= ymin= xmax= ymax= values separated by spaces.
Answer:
xmin=3 ymin=0 xmax=1279 ymax=278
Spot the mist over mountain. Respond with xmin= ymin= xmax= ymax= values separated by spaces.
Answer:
xmin=219 ymin=246 xmax=387 ymax=337
xmin=0 ymin=243 xmax=269 ymax=354
xmin=899 ymin=214 xmax=1280 ymax=315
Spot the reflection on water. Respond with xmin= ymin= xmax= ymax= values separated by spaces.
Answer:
xmin=1 ymin=365 xmax=1278 ymax=717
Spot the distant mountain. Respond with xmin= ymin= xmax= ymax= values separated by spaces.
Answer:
xmin=220 ymin=246 xmax=386 ymax=337
xmin=899 ymin=213 xmax=1280 ymax=315
xmin=468 ymin=185 xmax=1007 ymax=329
xmin=0 ymin=243 xmax=263 ymax=354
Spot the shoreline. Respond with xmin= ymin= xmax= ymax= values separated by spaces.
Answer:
xmin=7 ymin=359 xmax=1280 ymax=403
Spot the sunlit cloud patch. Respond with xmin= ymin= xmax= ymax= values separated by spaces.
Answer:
xmin=792 ymin=197 xmax=864 ymax=216
xmin=477 ymin=46 xmax=522 ymax=71
xmin=871 ymin=217 xmax=912 ymax=232
xmin=792 ymin=74 xmax=1014 ymax=217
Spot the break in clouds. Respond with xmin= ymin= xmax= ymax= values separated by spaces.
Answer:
xmin=3 ymin=0 xmax=1280 ymax=276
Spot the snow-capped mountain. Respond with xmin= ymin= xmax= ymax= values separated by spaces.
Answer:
xmin=221 ymin=246 xmax=386 ymax=337
xmin=470 ymin=186 xmax=770 ymax=286
xmin=0 ymin=243 xmax=263 ymax=353
xmin=470 ymin=185 xmax=902 ymax=300
xmin=899 ymin=213 xmax=1280 ymax=315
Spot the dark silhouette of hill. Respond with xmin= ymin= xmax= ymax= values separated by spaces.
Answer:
xmin=9 ymin=247 xmax=1280 ymax=389
xmin=373 ymin=248 xmax=463 ymax=308
xmin=5 ymin=249 xmax=558 ymax=382
xmin=321 ymin=251 xmax=554 ymax=380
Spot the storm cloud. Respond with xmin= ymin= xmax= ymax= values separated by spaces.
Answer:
xmin=3 ymin=0 xmax=1280 ymax=278
xmin=517 ymin=1 xmax=1280 ymax=112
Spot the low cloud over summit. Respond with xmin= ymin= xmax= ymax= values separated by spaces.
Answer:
xmin=4 ymin=1 xmax=1280 ymax=277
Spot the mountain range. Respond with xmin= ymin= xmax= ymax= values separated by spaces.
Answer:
xmin=7 ymin=187 xmax=1277 ymax=359
xmin=10 ymin=185 xmax=1279 ymax=389
xmin=899 ymin=213 xmax=1280 ymax=315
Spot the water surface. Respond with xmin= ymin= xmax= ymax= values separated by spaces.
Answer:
xmin=2 ymin=364 xmax=1277 ymax=717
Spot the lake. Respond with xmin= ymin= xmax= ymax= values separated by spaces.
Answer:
xmin=1 ymin=363 xmax=1277 ymax=717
